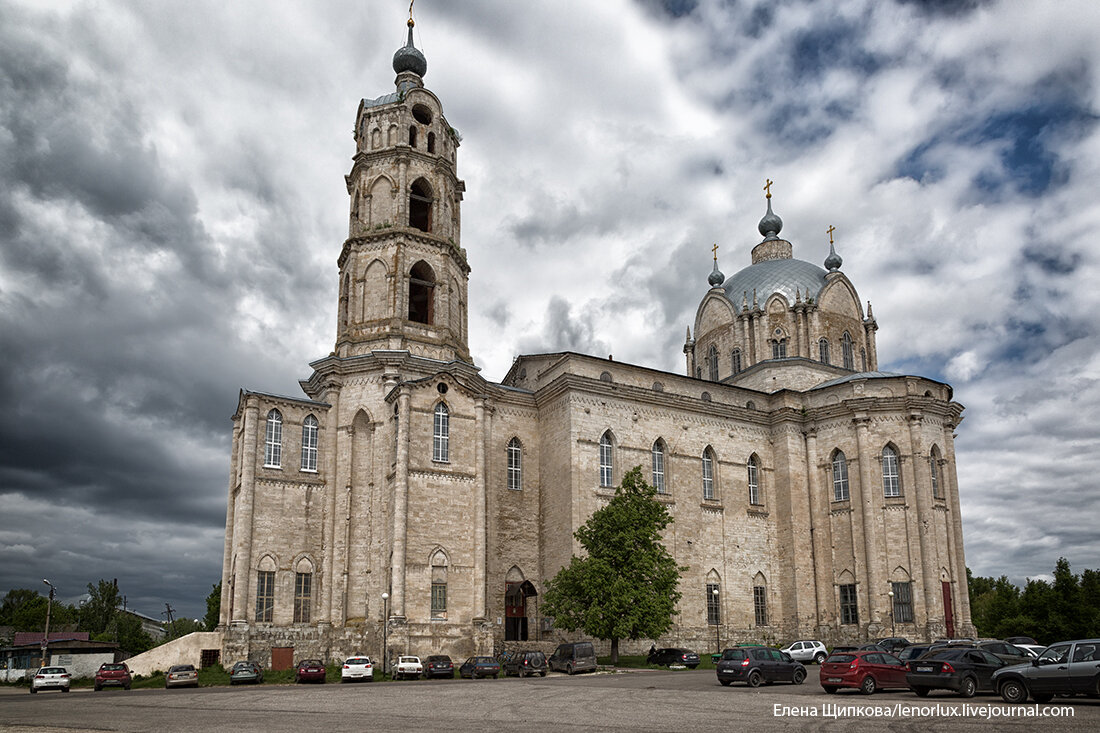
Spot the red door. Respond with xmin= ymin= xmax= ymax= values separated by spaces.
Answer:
xmin=942 ymin=582 xmax=955 ymax=638
xmin=271 ymin=647 xmax=293 ymax=671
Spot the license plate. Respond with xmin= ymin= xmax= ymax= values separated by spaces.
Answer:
xmin=827 ymin=677 xmax=842 ymax=683
xmin=915 ymin=666 xmax=934 ymax=673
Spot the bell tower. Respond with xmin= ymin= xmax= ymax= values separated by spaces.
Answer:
xmin=335 ymin=17 xmax=471 ymax=364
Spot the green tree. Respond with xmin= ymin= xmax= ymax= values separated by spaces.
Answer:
xmin=542 ymin=466 xmax=683 ymax=664
xmin=0 ymin=588 xmax=77 ymax=632
xmin=116 ymin=612 xmax=154 ymax=655
xmin=168 ymin=617 xmax=205 ymax=638
xmin=78 ymin=580 xmax=123 ymax=637
xmin=204 ymin=582 xmax=221 ymax=631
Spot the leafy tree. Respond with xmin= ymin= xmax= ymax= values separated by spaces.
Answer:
xmin=78 ymin=580 xmax=122 ymax=636
xmin=204 ymin=582 xmax=221 ymax=631
xmin=168 ymin=617 xmax=205 ymax=638
xmin=542 ymin=466 xmax=683 ymax=664
xmin=116 ymin=612 xmax=154 ymax=655
xmin=0 ymin=588 xmax=77 ymax=632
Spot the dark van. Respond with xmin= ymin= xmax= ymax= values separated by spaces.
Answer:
xmin=549 ymin=642 xmax=597 ymax=674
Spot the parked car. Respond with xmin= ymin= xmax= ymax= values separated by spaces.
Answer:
xmin=94 ymin=662 xmax=132 ymax=691
xmin=905 ymin=647 xmax=1006 ymax=697
xmin=392 ymin=655 xmax=423 ymax=680
xmin=548 ymin=641 xmax=597 ymax=675
xmin=993 ymin=638 xmax=1100 ymax=704
xmin=1015 ymin=643 xmax=1046 ymax=658
xmin=877 ymin=638 xmax=912 ymax=654
xmin=820 ymin=651 xmax=909 ymax=695
xmin=341 ymin=656 xmax=374 ymax=682
xmin=502 ymin=650 xmax=547 ymax=677
xmin=1004 ymin=636 xmax=1039 ymax=647
xmin=29 ymin=667 xmax=70 ymax=693
xmin=831 ymin=645 xmax=859 ymax=654
xmin=715 ymin=647 xmax=806 ymax=687
xmin=424 ymin=655 xmax=454 ymax=679
xmin=782 ymin=640 xmax=828 ymax=665
xmin=459 ymin=656 xmax=500 ymax=679
xmin=165 ymin=664 xmax=199 ymax=689
xmin=648 ymin=648 xmax=700 ymax=669
xmin=229 ymin=661 xmax=264 ymax=685
xmin=858 ymin=643 xmax=888 ymax=652
xmin=295 ymin=659 xmax=326 ymax=683
xmin=973 ymin=641 xmax=1033 ymax=666
xmin=897 ymin=644 xmax=936 ymax=663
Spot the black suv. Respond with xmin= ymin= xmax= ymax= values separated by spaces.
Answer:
xmin=502 ymin=650 xmax=547 ymax=677
xmin=905 ymin=647 xmax=1006 ymax=697
xmin=716 ymin=647 xmax=806 ymax=687
xmin=424 ymin=655 xmax=454 ymax=679
xmin=648 ymin=648 xmax=700 ymax=669
xmin=993 ymin=638 xmax=1100 ymax=703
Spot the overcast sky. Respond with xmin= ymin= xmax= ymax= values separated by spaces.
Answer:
xmin=1 ymin=0 xmax=1098 ymax=622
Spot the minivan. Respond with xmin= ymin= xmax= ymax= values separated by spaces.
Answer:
xmin=548 ymin=641 xmax=597 ymax=674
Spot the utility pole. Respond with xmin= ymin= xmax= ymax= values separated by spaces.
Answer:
xmin=164 ymin=603 xmax=176 ymax=638
xmin=41 ymin=580 xmax=55 ymax=668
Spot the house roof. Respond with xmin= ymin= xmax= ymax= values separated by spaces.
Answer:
xmin=13 ymin=631 xmax=89 ymax=645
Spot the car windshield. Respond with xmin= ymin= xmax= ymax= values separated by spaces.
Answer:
xmin=300 ymin=660 xmax=322 ymax=666
xmin=169 ymin=665 xmax=194 ymax=672
xmin=101 ymin=664 xmax=126 ymax=670
xmin=721 ymin=650 xmax=747 ymax=660
xmin=233 ymin=663 xmax=252 ymax=670
xmin=346 ymin=658 xmax=369 ymax=665
xmin=474 ymin=657 xmax=494 ymax=663
xmin=41 ymin=667 xmax=65 ymax=674
xmin=827 ymin=654 xmax=856 ymax=663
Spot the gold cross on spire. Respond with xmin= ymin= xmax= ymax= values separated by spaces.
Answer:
xmin=827 ymin=225 xmax=835 ymax=244
xmin=408 ymin=0 xmax=415 ymax=26
xmin=764 ymin=179 xmax=773 ymax=199
xmin=712 ymin=243 xmax=719 ymax=262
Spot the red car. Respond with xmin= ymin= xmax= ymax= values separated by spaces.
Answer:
xmin=94 ymin=662 xmax=132 ymax=691
xmin=295 ymin=659 xmax=327 ymax=683
xmin=821 ymin=650 xmax=909 ymax=694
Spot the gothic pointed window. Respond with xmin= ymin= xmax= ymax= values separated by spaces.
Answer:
xmin=930 ymin=446 xmax=943 ymax=499
xmin=409 ymin=178 xmax=432 ymax=232
xmin=819 ymin=338 xmax=830 ymax=364
xmin=264 ymin=409 xmax=282 ymax=468
xmin=731 ymin=348 xmax=742 ymax=375
xmin=300 ymin=415 xmax=318 ymax=472
xmin=255 ymin=570 xmax=274 ymax=623
xmin=599 ymin=431 xmax=614 ymax=488
xmin=294 ymin=558 xmax=313 ymax=624
xmin=882 ymin=445 xmax=901 ymax=497
xmin=433 ymin=402 xmax=449 ymax=463
xmin=431 ymin=550 xmax=448 ymax=619
xmin=427 ymin=131 xmax=436 ymax=154
xmin=408 ymin=260 xmax=435 ymax=324
xmin=708 ymin=345 xmax=719 ymax=381
xmin=860 ymin=347 xmax=868 ymax=371
xmin=651 ymin=439 xmax=667 ymax=493
xmin=753 ymin=575 xmax=768 ymax=626
xmin=771 ymin=338 xmax=787 ymax=359
xmin=747 ymin=454 xmax=761 ymax=505
xmin=832 ymin=450 xmax=849 ymax=501
xmin=706 ymin=572 xmax=721 ymax=625
xmin=507 ymin=437 xmax=522 ymax=491
xmin=842 ymin=332 xmax=854 ymax=370
xmin=408 ymin=125 xmax=417 ymax=148
xmin=702 ymin=447 xmax=716 ymax=500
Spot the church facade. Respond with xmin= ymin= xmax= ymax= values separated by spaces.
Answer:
xmin=219 ymin=20 xmax=974 ymax=666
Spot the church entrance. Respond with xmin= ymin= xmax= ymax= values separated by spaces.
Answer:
xmin=505 ymin=580 xmax=537 ymax=641
xmin=942 ymin=581 xmax=955 ymax=638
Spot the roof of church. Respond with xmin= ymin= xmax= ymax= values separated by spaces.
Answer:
xmin=811 ymin=370 xmax=904 ymax=389
xmin=363 ymin=91 xmax=401 ymax=109
xmin=722 ymin=256 xmax=828 ymax=306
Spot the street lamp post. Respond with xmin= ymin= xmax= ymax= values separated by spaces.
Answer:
xmin=381 ymin=592 xmax=389 ymax=681
xmin=41 ymin=579 xmax=55 ymax=668
xmin=711 ymin=587 xmax=721 ymax=655
xmin=888 ymin=589 xmax=895 ymax=637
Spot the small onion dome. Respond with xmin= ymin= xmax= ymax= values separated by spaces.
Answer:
xmin=825 ymin=241 xmax=843 ymax=271
xmin=708 ymin=259 xmax=725 ymax=287
xmin=758 ymin=197 xmax=783 ymax=240
xmin=393 ymin=22 xmax=427 ymax=78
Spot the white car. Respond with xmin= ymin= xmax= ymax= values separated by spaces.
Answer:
xmin=392 ymin=655 xmax=423 ymax=680
xmin=30 ymin=667 xmax=71 ymax=693
xmin=341 ymin=656 xmax=374 ymax=682
xmin=1014 ymin=643 xmax=1045 ymax=658
xmin=781 ymin=640 xmax=828 ymax=664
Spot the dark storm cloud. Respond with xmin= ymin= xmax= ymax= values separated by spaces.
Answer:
xmin=516 ymin=296 xmax=610 ymax=357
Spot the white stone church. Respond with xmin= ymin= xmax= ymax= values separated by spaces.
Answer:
xmin=219 ymin=19 xmax=974 ymax=666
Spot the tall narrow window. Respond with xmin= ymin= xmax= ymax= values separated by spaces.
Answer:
xmin=599 ymin=432 xmax=613 ymax=488
xmin=747 ymin=455 xmax=761 ymax=505
xmin=264 ymin=409 xmax=282 ymax=468
xmin=839 ymin=584 xmax=858 ymax=624
xmin=409 ymin=178 xmax=432 ymax=232
xmin=651 ymin=440 xmax=666 ymax=494
xmin=408 ymin=260 xmax=435 ymax=324
xmin=882 ymin=445 xmax=900 ymax=497
xmin=753 ymin=584 xmax=768 ymax=626
xmin=860 ymin=347 xmax=868 ymax=371
xmin=433 ymin=402 xmax=449 ymax=462
xmin=731 ymin=349 xmax=742 ymax=375
xmin=842 ymin=332 xmax=854 ymax=370
xmin=294 ymin=572 xmax=311 ymax=623
xmin=300 ymin=415 xmax=318 ymax=472
xmin=930 ymin=447 xmax=943 ymax=499
xmin=427 ymin=131 xmax=436 ymax=154
xmin=706 ymin=583 xmax=721 ymax=625
xmin=431 ymin=552 xmax=447 ymax=619
xmin=408 ymin=125 xmax=417 ymax=147
xmin=507 ymin=437 xmax=522 ymax=490
xmin=702 ymin=447 xmax=715 ymax=500
xmin=832 ymin=450 xmax=849 ymax=501
xmin=819 ymin=338 xmax=830 ymax=364
xmin=772 ymin=339 xmax=787 ymax=358
xmin=892 ymin=581 xmax=914 ymax=623
xmin=255 ymin=571 xmax=274 ymax=623
xmin=708 ymin=345 xmax=719 ymax=381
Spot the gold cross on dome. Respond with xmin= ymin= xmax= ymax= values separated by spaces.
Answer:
xmin=764 ymin=179 xmax=773 ymax=198
xmin=712 ymin=243 xmax=719 ymax=262
xmin=827 ymin=225 xmax=835 ymax=244
xmin=409 ymin=0 xmax=415 ymax=24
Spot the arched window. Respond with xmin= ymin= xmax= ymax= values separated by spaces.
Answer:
xmin=771 ymin=338 xmax=787 ymax=359
xmin=507 ymin=437 xmax=522 ymax=491
xmin=409 ymin=178 xmax=432 ymax=232
xmin=294 ymin=557 xmax=313 ymax=623
xmin=300 ymin=415 xmax=318 ymax=472
xmin=408 ymin=260 xmax=435 ymax=324
xmin=731 ymin=348 xmax=742 ymax=375
xmin=430 ymin=550 xmax=448 ymax=619
xmin=832 ymin=450 xmax=849 ymax=501
xmin=599 ymin=431 xmax=614 ymax=488
xmin=860 ymin=347 xmax=868 ymax=371
xmin=706 ymin=570 xmax=721 ymax=625
xmin=818 ymin=338 xmax=830 ymax=364
xmin=882 ymin=445 xmax=900 ymax=497
xmin=708 ymin=345 xmax=719 ymax=381
xmin=651 ymin=439 xmax=667 ymax=493
xmin=702 ymin=447 xmax=716 ymax=500
xmin=433 ymin=402 xmax=449 ymax=462
xmin=408 ymin=125 xmax=417 ymax=148
xmin=929 ymin=446 xmax=942 ymax=499
xmin=256 ymin=555 xmax=276 ymax=623
xmin=427 ymin=131 xmax=436 ymax=154
xmin=753 ymin=574 xmax=768 ymax=626
xmin=747 ymin=455 xmax=761 ymax=505
xmin=264 ymin=409 xmax=282 ymax=468
xmin=842 ymin=332 xmax=854 ymax=370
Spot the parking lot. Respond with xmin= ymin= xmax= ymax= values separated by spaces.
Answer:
xmin=1 ymin=667 xmax=1095 ymax=733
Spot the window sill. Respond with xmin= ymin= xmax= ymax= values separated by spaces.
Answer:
xmin=432 ymin=459 xmax=451 ymax=465
xmin=263 ymin=464 xmax=282 ymax=470
xmin=747 ymin=507 xmax=769 ymax=518
xmin=300 ymin=468 xmax=318 ymax=474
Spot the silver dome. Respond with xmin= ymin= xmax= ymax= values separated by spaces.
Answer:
xmin=722 ymin=257 xmax=828 ymax=307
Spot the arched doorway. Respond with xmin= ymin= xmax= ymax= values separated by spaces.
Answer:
xmin=504 ymin=568 xmax=537 ymax=641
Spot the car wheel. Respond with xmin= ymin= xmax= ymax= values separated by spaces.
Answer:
xmin=793 ymin=668 xmax=806 ymax=685
xmin=998 ymin=679 xmax=1027 ymax=704
xmin=913 ymin=686 xmax=930 ymax=698
xmin=541 ymin=671 xmax=547 ymax=677
xmin=94 ymin=685 xmax=101 ymax=692
xmin=62 ymin=687 xmax=69 ymax=693
xmin=958 ymin=676 xmax=977 ymax=698
xmin=29 ymin=687 xmax=36 ymax=694
xmin=566 ymin=663 xmax=574 ymax=675
xmin=823 ymin=686 xmax=838 ymax=694
xmin=1032 ymin=693 xmax=1053 ymax=704
xmin=814 ymin=652 xmax=827 ymax=665
xmin=124 ymin=684 xmax=130 ymax=690
xmin=860 ymin=676 xmax=876 ymax=695
xmin=720 ymin=680 xmax=732 ymax=686
xmin=747 ymin=670 xmax=763 ymax=688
